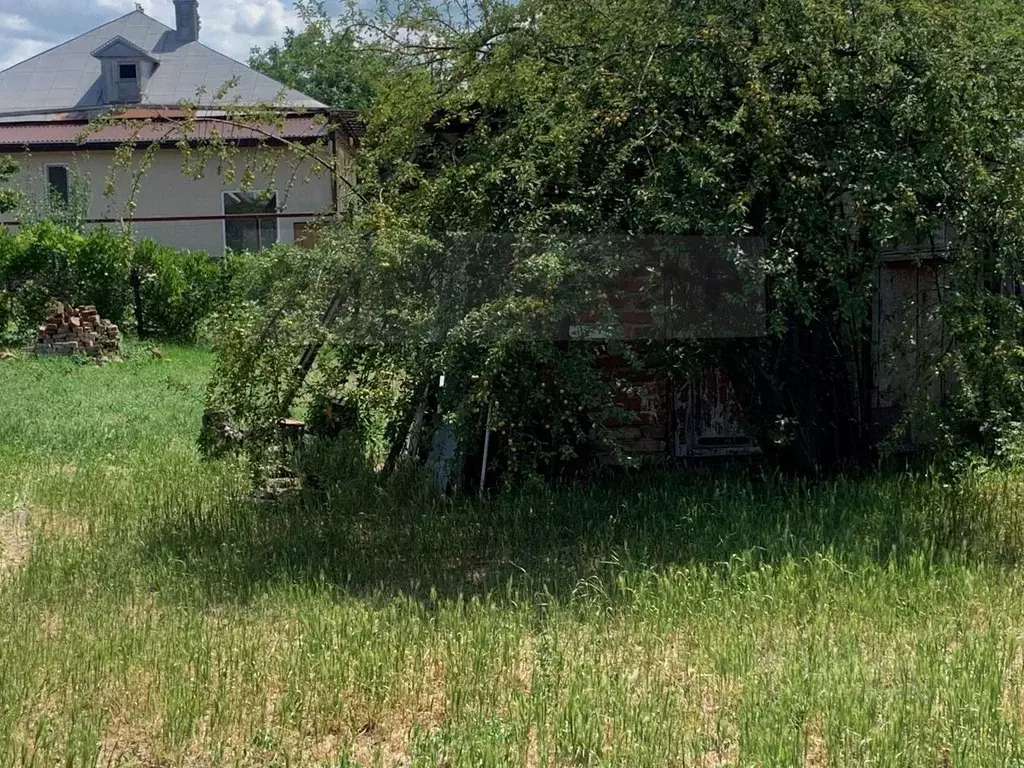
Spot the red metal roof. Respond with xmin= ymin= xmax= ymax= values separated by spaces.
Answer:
xmin=0 ymin=116 xmax=334 ymax=148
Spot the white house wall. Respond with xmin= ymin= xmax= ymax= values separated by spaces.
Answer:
xmin=0 ymin=144 xmax=343 ymax=254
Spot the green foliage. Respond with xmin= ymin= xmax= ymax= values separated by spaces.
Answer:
xmin=210 ymin=0 xmax=1024 ymax=479
xmin=73 ymin=227 xmax=133 ymax=323
xmin=0 ymin=155 xmax=20 ymax=214
xmin=0 ymin=222 xmax=132 ymax=336
xmin=352 ymin=0 xmax=1024 ymax=473
xmin=132 ymin=239 xmax=245 ymax=341
xmin=0 ymin=223 xmax=242 ymax=345
xmin=205 ymin=235 xmax=362 ymax=461
xmin=16 ymin=165 xmax=91 ymax=233
xmin=248 ymin=0 xmax=377 ymax=109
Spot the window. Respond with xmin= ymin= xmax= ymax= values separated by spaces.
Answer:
xmin=114 ymin=61 xmax=141 ymax=102
xmin=293 ymin=222 xmax=319 ymax=249
xmin=223 ymin=191 xmax=278 ymax=253
xmin=45 ymin=165 xmax=70 ymax=206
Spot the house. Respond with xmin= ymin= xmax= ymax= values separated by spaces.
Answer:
xmin=0 ymin=0 xmax=359 ymax=254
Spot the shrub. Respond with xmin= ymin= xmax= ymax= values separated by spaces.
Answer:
xmin=132 ymin=239 xmax=225 ymax=341
xmin=0 ymin=223 xmax=242 ymax=344
xmin=0 ymin=222 xmax=131 ymax=335
xmin=0 ymin=226 xmax=19 ymax=335
xmin=72 ymin=227 xmax=133 ymax=323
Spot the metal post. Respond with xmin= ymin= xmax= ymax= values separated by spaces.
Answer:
xmin=479 ymin=403 xmax=493 ymax=494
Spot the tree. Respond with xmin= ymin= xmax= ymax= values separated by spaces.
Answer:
xmin=210 ymin=0 xmax=1024 ymax=477
xmin=249 ymin=0 xmax=376 ymax=109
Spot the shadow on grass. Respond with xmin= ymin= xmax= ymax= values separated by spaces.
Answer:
xmin=141 ymin=442 xmax=1024 ymax=605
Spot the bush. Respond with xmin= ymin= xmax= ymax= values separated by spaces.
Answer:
xmin=0 ymin=222 xmax=131 ymax=337
xmin=73 ymin=227 xmax=133 ymax=323
xmin=132 ymin=239 xmax=233 ymax=341
xmin=0 ymin=223 xmax=246 ymax=344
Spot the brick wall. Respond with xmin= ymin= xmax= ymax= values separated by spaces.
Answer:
xmin=580 ymin=255 xmax=675 ymax=463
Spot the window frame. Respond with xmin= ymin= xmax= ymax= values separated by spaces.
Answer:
xmin=118 ymin=62 xmax=138 ymax=82
xmin=222 ymin=190 xmax=280 ymax=255
xmin=43 ymin=163 xmax=71 ymax=207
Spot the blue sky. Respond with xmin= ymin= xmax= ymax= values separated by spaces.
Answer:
xmin=0 ymin=0 xmax=339 ymax=71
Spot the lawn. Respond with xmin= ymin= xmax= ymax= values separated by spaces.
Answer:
xmin=2 ymin=348 xmax=1024 ymax=766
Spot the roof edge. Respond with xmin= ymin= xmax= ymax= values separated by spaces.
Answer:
xmin=0 ymin=104 xmax=335 ymax=122
xmin=0 ymin=109 xmax=348 ymax=127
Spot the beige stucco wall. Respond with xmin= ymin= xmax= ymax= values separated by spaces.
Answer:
xmin=0 ymin=143 xmax=349 ymax=254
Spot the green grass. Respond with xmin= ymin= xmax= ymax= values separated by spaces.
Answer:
xmin=3 ymin=348 xmax=1024 ymax=766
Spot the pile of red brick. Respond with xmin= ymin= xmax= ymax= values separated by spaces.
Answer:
xmin=36 ymin=304 xmax=120 ymax=358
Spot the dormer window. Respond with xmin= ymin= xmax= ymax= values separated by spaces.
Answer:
xmin=91 ymin=36 xmax=157 ymax=105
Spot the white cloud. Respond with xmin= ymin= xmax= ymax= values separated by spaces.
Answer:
xmin=0 ymin=37 xmax=50 ymax=69
xmin=0 ymin=0 xmax=303 ymax=71
xmin=187 ymin=1 xmax=301 ymax=60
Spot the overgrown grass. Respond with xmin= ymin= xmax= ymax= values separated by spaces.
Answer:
xmin=2 ymin=349 xmax=1024 ymax=766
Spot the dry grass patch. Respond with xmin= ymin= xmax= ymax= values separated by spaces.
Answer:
xmin=0 ymin=506 xmax=31 ymax=581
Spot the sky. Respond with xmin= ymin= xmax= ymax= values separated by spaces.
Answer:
xmin=0 ymin=0 xmax=342 ymax=72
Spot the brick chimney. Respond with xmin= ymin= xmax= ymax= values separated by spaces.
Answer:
xmin=174 ymin=0 xmax=200 ymax=42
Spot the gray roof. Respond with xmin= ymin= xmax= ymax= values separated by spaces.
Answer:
xmin=91 ymin=36 xmax=159 ymax=63
xmin=0 ymin=10 xmax=326 ymax=119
